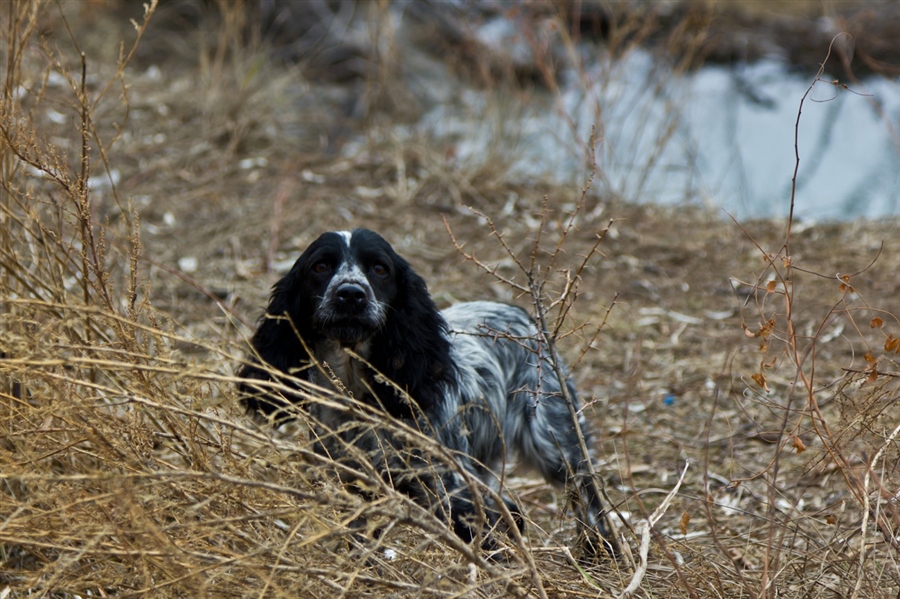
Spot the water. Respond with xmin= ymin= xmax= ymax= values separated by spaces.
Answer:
xmin=685 ymin=60 xmax=899 ymax=220
xmin=410 ymin=44 xmax=900 ymax=221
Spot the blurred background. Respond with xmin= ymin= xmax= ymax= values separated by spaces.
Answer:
xmin=100 ymin=0 xmax=900 ymax=220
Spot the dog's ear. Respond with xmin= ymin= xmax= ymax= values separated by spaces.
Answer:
xmin=371 ymin=258 xmax=456 ymax=416
xmin=236 ymin=267 xmax=312 ymax=420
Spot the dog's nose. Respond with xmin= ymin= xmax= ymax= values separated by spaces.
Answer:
xmin=335 ymin=283 xmax=367 ymax=309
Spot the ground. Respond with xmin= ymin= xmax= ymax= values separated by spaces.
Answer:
xmin=1 ymin=1 xmax=899 ymax=597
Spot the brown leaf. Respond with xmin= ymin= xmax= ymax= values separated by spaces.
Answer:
xmin=751 ymin=372 xmax=769 ymax=392
xmin=867 ymin=369 xmax=878 ymax=384
xmin=792 ymin=436 xmax=806 ymax=453
xmin=757 ymin=318 xmax=775 ymax=339
xmin=885 ymin=335 xmax=899 ymax=353
xmin=766 ymin=280 xmax=777 ymax=293
xmin=825 ymin=514 xmax=837 ymax=525
xmin=679 ymin=511 xmax=691 ymax=535
xmin=864 ymin=351 xmax=877 ymax=364
xmin=871 ymin=317 xmax=884 ymax=329
xmin=839 ymin=275 xmax=854 ymax=293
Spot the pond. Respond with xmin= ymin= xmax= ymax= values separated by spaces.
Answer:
xmin=409 ymin=42 xmax=899 ymax=221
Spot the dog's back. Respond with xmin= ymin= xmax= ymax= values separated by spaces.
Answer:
xmin=443 ymin=301 xmax=590 ymax=483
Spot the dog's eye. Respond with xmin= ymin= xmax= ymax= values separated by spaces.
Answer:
xmin=312 ymin=262 xmax=330 ymax=274
xmin=371 ymin=263 xmax=388 ymax=276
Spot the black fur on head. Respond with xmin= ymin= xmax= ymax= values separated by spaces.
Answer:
xmin=236 ymin=229 xmax=456 ymax=421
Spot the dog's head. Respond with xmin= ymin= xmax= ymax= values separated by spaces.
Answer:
xmin=240 ymin=228 xmax=454 ymax=419
xmin=289 ymin=229 xmax=401 ymax=345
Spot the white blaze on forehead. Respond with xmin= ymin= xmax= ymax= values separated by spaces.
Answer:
xmin=335 ymin=230 xmax=353 ymax=247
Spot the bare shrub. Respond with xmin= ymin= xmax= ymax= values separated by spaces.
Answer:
xmin=709 ymin=38 xmax=900 ymax=598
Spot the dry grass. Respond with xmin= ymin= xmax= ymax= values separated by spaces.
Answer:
xmin=1 ymin=1 xmax=899 ymax=597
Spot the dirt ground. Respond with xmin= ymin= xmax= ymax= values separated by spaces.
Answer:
xmin=2 ymin=1 xmax=900 ymax=597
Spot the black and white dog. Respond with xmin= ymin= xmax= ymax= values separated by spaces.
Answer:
xmin=237 ymin=228 xmax=615 ymax=557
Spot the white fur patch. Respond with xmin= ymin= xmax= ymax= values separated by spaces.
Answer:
xmin=336 ymin=230 xmax=352 ymax=247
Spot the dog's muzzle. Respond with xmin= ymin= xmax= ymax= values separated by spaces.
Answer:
xmin=316 ymin=279 xmax=385 ymax=343
xmin=334 ymin=282 xmax=368 ymax=313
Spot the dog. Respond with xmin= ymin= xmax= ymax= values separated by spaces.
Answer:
xmin=236 ymin=228 xmax=616 ymax=557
